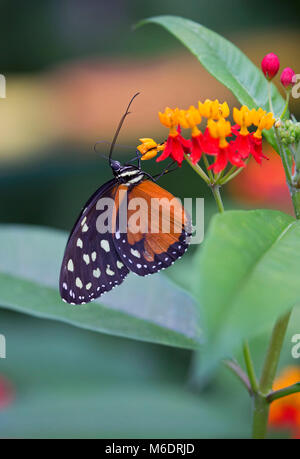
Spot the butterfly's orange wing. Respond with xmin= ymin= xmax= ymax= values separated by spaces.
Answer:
xmin=113 ymin=180 xmax=192 ymax=275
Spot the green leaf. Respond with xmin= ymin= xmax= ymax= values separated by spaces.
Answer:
xmin=137 ymin=15 xmax=286 ymax=151
xmin=0 ymin=310 xmax=250 ymax=438
xmin=193 ymin=209 xmax=300 ymax=360
xmin=0 ymin=225 xmax=201 ymax=350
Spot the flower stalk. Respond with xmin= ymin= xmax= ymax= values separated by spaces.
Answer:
xmin=252 ymin=310 xmax=292 ymax=438
xmin=267 ymin=382 xmax=300 ymax=403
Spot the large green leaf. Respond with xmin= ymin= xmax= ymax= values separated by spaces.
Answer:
xmin=138 ymin=15 xmax=286 ymax=151
xmin=193 ymin=209 xmax=300 ymax=361
xmin=0 ymin=309 xmax=250 ymax=438
xmin=0 ymin=225 xmax=201 ymax=349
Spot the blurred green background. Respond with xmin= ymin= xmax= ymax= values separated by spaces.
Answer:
xmin=0 ymin=0 xmax=299 ymax=438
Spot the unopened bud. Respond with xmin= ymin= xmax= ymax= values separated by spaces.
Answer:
xmin=261 ymin=53 xmax=280 ymax=80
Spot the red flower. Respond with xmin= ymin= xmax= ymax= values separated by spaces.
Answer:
xmin=249 ymin=136 xmax=268 ymax=164
xmin=208 ymin=143 xmax=246 ymax=174
xmin=190 ymin=128 xmax=219 ymax=164
xmin=207 ymin=118 xmax=246 ymax=173
xmin=231 ymin=124 xmax=268 ymax=164
xmin=156 ymin=129 xmax=190 ymax=166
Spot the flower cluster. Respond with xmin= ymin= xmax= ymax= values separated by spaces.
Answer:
xmin=269 ymin=366 xmax=300 ymax=439
xmin=137 ymin=101 xmax=275 ymax=173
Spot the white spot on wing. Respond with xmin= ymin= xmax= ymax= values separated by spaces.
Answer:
xmin=100 ymin=240 xmax=110 ymax=252
xmin=91 ymin=251 xmax=97 ymax=261
xmin=106 ymin=265 xmax=115 ymax=276
xmin=67 ymin=259 xmax=74 ymax=272
xmin=76 ymin=277 xmax=83 ymax=289
xmin=93 ymin=268 xmax=101 ymax=278
xmin=86 ymin=282 xmax=92 ymax=290
xmin=117 ymin=261 xmax=124 ymax=269
xmin=130 ymin=248 xmax=141 ymax=258
xmin=77 ymin=238 xmax=83 ymax=248
xmin=83 ymin=254 xmax=90 ymax=265
xmin=82 ymin=224 xmax=89 ymax=233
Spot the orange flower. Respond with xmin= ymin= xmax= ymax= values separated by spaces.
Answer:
xmin=137 ymin=138 xmax=165 ymax=160
xmin=269 ymin=366 xmax=300 ymax=438
xmin=157 ymin=107 xmax=190 ymax=165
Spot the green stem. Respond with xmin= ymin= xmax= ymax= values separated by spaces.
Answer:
xmin=218 ymin=159 xmax=250 ymax=186
xmin=291 ymin=189 xmax=300 ymax=220
xmin=184 ymin=154 xmax=210 ymax=184
xmin=243 ymin=341 xmax=259 ymax=393
xmin=259 ymin=310 xmax=292 ymax=395
xmin=267 ymin=382 xmax=300 ymax=403
xmin=223 ymin=359 xmax=252 ymax=394
xmin=252 ymin=310 xmax=292 ymax=439
xmin=274 ymin=128 xmax=293 ymax=185
xmin=202 ymin=154 xmax=214 ymax=181
xmin=210 ymin=185 xmax=224 ymax=213
xmin=185 ymin=153 xmax=225 ymax=213
xmin=252 ymin=394 xmax=270 ymax=439
xmin=269 ymin=82 xmax=300 ymax=219
xmin=268 ymin=81 xmax=275 ymax=115
xmin=280 ymin=90 xmax=290 ymax=120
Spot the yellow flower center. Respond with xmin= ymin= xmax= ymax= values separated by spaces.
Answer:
xmin=178 ymin=106 xmax=202 ymax=135
xmin=233 ymin=105 xmax=252 ymax=136
xmin=251 ymin=109 xmax=275 ymax=138
xmin=207 ymin=118 xmax=231 ymax=148
xmin=198 ymin=99 xmax=230 ymax=120
xmin=158 ymin=107 xmax=179 ymax=128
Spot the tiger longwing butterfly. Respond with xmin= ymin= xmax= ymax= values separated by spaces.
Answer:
xmin=59 ymin=94 xmax=192 ymax=304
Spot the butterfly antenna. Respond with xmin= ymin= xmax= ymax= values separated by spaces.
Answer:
xmin=109 ymin=92 xmax=140 ymax=166
xmin=93 ymin=141 xmax=110 ymax=160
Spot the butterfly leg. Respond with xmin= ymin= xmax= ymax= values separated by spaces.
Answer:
xmin=152 ymin=160 xmax=178 ymax=182
xmin=125 ymin=150 xmax=143 ymax=168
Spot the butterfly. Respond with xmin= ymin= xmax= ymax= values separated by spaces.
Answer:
xmin=59 ymin=94 xmax=192 ymax=305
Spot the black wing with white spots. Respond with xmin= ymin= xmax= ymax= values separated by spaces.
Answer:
xmin=59 ymin=179 xmax=129 ymax=304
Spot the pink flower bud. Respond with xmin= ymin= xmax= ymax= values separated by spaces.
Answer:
xmin=280 ymin=67 xmax=296 ymax=89
xmin=261 ymin=53 xmax=280 ymax=80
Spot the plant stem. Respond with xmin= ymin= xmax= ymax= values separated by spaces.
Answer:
xmin=259 ymin=310 xmax=292 ymax=395
xmin=267 ymin=382 xmax=300 ymax=403
xmin=268 ymin=82 xmax=300 ymax=220
xmin=184 ymin=154 xmax=210 ymax=184
xmin=185 ymin=153 xmax=225 ymax=213
xmin=223 ymin=359 xmax=252 ymax=394
xmin=268 ymin=81 xmax=275 ymax=115
xmin=219 ymin=159 xmax=249 ymax=186
xmin=210 ymin=185 xmax=224 ymax=213
xmin=251 ymin=310 xmax=292 ymax=438
xmin=243 ymin=341 xmax=259 ymax=393
xmin=202 ymin=154 xmax=214 ymax=181
xmin=252 ymin=394 xmax=270 ymax=439
xmin=280 ymin=90 xmax=290 ymax=120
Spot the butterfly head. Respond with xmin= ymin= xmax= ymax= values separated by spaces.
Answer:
xmin=110 ymin=159 xmax=122 ymax=173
